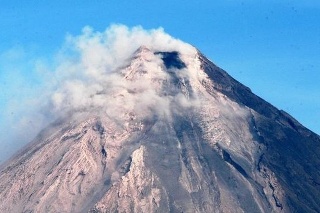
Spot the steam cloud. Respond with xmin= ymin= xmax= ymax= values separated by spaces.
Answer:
xmin=0 ymin=24 xmax=198 ymax=163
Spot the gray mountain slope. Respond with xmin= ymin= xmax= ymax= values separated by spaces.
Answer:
xmin=0 ymin=46 xmax=319 ymax=213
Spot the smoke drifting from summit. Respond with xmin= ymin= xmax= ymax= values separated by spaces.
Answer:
xmin=0 ymin=24 xmax=197 ymax=163
xmin=49 ymin=25 xmax=198 ymax=118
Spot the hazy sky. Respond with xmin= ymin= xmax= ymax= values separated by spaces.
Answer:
xmin=0 ymin=1 xmax=319 ymax=162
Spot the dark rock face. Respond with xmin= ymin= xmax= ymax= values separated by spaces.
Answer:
xmin=199 ymin=52 xmax=320 ymax=212
xmin=0 ymin=46 xmax=319 ymax=213
xmin=155 ymin=51 xmax=187 ymax=69
xmin=254 ymin=113 xmax=320 ymax=213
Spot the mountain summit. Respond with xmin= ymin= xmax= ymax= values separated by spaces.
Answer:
xmin=0 ymin=43 xmax=319 ymax=213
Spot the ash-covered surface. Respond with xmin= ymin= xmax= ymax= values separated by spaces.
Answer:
xmin=0 ymin=46 xmax=319 ymax=213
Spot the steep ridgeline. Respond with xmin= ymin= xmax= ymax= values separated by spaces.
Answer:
xmin=0 ymin=46 xmax=319 ymax=213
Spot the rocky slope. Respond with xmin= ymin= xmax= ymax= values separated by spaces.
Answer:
xmin=0 ymin=46 xmax=319 ymax=213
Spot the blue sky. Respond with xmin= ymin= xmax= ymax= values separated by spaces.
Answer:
xmin=0 ymin=1 xmax=319 ymax=161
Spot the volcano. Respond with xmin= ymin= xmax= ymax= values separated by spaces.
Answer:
xmin=0 ymin=43 xmax=319 ymax=213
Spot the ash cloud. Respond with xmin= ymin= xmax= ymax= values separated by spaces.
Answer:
xmin=0 ymin=24 xmax=198 ymax=163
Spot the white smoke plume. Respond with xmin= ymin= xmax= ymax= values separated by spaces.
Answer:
xmin=49 ymin=25 xmax=197 ymax=118
xmin=0 ymin=24 xmax=199 ymax=163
